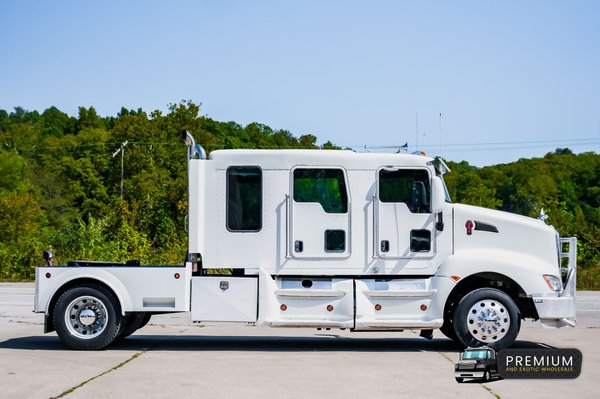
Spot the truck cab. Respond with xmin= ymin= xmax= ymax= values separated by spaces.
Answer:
xmin=455 ymin=347 xmax=498 ymax=382
xmin=33 ymin=132 xmax=577 ymax=350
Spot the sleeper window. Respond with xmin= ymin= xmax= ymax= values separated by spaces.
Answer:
xmin=227 ymin=166 xmax=262 ymax=231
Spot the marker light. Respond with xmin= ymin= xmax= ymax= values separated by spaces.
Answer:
xmin=543 ymin=275 xmax=562 ymax=292
xmin=45 ymin=272 xmax=51 ymax=278
xmin=375 ymin=304 xmax=382 ymax=311
xmin=280 ymin=304 xmax=287 ymax=311
xmin=327 ymin=305 xmax=334 ymax=312
xmin=174 ymin=273 xmax=180 ymax=279
xmin=420 ymin=304 xmax=428 ymax=311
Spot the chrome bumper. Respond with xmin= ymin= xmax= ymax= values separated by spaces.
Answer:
xmin=455 ymin=371 xmax=485 ymax=378
xmin=533 ymin=237 xmax=577 ymax=328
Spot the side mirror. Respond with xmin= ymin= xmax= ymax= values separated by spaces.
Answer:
xmin=431 ymin=176 xmax=446 ymax=213
xmin=43 ymin=248 xmax=53 ymax=266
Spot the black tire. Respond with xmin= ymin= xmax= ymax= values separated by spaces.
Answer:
xmin=452 ymin=288 xmax=520 ymax=350
xmin=439 ymin=320 xmax=458 ymax=342
xmin=53 ymin=285 xmax=123 ymax=350
xmin=483 ymin=370 xmax=490 ymax=382
xmin=117 ymin=313 xmax=151 ymax=341
xmin=455 ymin=377 xmax=464 ymax=383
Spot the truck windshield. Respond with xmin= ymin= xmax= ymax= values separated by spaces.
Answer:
xmin=462 ymin=350 xmax=488 ymax=360
xmin=431 ymin=158 xmax=452 ymax=203
xmin=439 ymin=174 xmax=452 ymax=203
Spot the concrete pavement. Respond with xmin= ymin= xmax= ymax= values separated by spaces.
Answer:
xmin=0 ymin=283 xmax=598 ymax=399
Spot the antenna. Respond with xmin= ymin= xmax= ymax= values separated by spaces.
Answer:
xmin=439 ymin=112 xmax=442 ymax=157
xmin=112 ymin=140 xmax=129 ymax=199
xmin=415 ymin=113 xmax=419 ymax=151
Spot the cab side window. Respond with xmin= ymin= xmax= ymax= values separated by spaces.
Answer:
xmin=293 ymin=168 xmax=348 ymax=213
xmin=379 ymin=169 xmax=431 ymax=213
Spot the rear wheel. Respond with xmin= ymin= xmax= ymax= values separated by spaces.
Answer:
xmin=53 ymin=285 xmax=123 ymax=350
xmin=117 ymin=313 xmax=152 ymax=341
xmin=453 ymin=288 xmax=520 ymax=350
xmin=455 ymin=377 xmax=464 ymax=383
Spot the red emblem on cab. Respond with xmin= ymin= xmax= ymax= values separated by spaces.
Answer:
xmin=465 ymin=220 xmax=474 ymax=235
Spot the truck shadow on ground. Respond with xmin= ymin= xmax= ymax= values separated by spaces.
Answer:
xmin=0 ymin=335 xmax=552 ymax=353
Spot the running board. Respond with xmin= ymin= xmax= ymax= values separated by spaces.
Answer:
xmin=354 ymin=320 xmax=443 ymax=330
xmin=274 ymin=289 xmax=347 ymax=298
xmin=265 ymin=320 xmax=353 ymax=328
xmin=363 ymin=289 xmax=436 ymax=298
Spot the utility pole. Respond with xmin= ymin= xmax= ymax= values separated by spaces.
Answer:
xmin=112 ymin=141 xmax=129 ymax=198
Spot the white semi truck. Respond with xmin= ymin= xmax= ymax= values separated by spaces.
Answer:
xmin=34 ymin=131 xmax=577 ymax=350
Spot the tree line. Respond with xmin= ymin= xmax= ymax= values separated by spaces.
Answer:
xmin=0 ymin=102 xmax=598 ymax=289
xmin=443 ymin=149 xmax=600 ymax=289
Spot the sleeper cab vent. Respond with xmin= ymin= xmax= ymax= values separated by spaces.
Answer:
xmin=474 ymin=221 xmax=499 ymax=233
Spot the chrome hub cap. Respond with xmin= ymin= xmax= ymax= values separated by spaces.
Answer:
xmin=79 ymin=309 xmax=97 ymax=326
xmin=65 ymin=296 xmax=108 ymax=339
xmin=466 ymin=299 xmax=510 ymax=343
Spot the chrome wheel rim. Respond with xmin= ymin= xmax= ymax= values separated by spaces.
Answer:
xmin=64 ymin=295 xmax=108 ymax=339
xmin=466 ymin=299 xmax=510 ymax=343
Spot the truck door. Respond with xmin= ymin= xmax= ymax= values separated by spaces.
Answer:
xmin=290 ymin=167 xmax=350 ymax=258
xmin=375 ymin=168 xmax=436 ymax=259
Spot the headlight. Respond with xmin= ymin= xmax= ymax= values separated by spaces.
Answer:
xmin=543 ymin=275 xmax=562 ymax=292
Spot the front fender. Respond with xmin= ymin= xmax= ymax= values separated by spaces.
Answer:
xmin=437 ymin=249 xmax=557 ymax=296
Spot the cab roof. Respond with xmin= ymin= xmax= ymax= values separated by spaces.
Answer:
xmin=208 ymin=149 xmax=434 ymax=170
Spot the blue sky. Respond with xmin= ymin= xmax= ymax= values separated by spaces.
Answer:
xmin=1 ymin=0 xmax=599 ymax=165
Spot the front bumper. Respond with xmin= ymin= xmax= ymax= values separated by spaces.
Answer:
xmin=455 ymin=370 xmax=485 ymax=378
xmin=533 ymin=237 xmax=577 ymax=328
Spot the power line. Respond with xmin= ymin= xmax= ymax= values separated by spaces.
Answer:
xmin=345 ymin=137 xmax=600 ymax=150
xmin=4 ymin=137 xmax=600 ymax=155
xmin=437 ymin=141 xmax=600 ymax=153
xmin=5 ymin=141 xmax=182 ymax=153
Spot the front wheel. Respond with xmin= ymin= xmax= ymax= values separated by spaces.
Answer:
xmin=452 ymin=288 xmax=520 ymax=350
xmin=439 ymin=320 xmax=458 ymax=342
xmin=483 ymin=370 xmax=491 ymax=382
xmin=53 ymin=285 xmax=123 ymax=350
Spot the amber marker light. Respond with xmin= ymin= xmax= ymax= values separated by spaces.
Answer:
xmin=450 ymin=276 xmax=462 ymax=282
